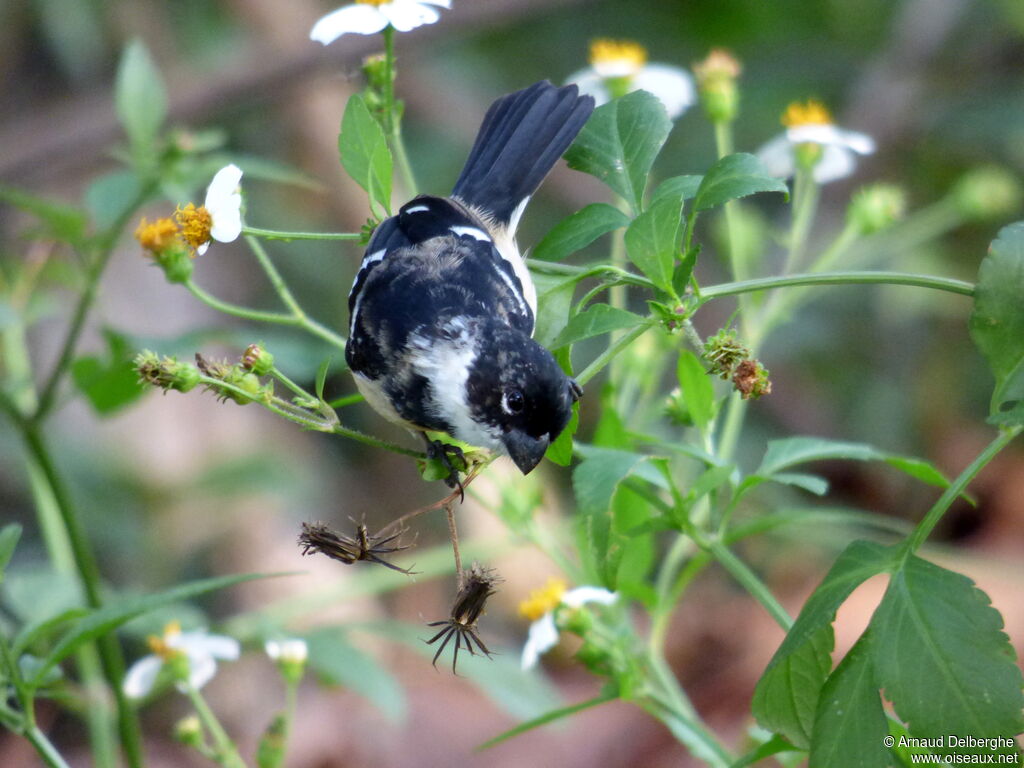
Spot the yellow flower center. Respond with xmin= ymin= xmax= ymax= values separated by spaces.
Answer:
xmin=518 ymin=577 xmax=568 ymax=621
xmin=781 ymin=99 xmax=833 ymax=128
xmin=135 ymin=217 xmax=181 ymax=253
xmin=175 ymin=203 xmax=213 ymax=250
xmin=146 ymin=621 xmax=182 ymax=660
xmin=589 ymin=39 xmax=647 ymax=78
xmin=356 ymin=0 xmax=389 ymax=6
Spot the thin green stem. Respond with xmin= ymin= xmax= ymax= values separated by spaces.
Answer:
xmin=382 ymin=24 xmax=417 ymax=195
xmin=331 ymin=423 xmax=425 ymax=458
xmin=639 ymin=695 xmax=732 ymax=768
xmin=706 ymin=538 xmax=792 ymax=630
xmin=327 ymin=393 xmax=364 ymax=409
xmin=270 ymin=366 xmax=314 ymax=402
xmin=904 ymin=426 xmax=1022 ymax=556
xmin=242 ymin=226 xmax=361 ymax=241
xmin=650 ymin=533 xmax=696 ymax=655
xmin=185 ymin=280 xmax=296 ymax=325
xmin=24 ymin=726 xmax=74 ymax=768
xmin=782 ymin=165 xmax=819 ymax=276
xmin=700 ymin=271 xmax=975 ymax=300
xmin=184 ymin=684 xmax=246 ymax=768
xmin=575 ymin=321 xmax=653 ymax=387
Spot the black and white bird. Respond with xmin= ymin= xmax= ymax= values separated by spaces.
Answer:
xmin=345 ymin=81 xmax=594 ymax=480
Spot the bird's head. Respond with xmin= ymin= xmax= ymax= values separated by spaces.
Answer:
xmin=465 ymin=322 xmax=582 ymax=474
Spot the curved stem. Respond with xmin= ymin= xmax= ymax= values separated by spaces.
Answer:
xmin=184 ymin=684 xmax=245 ymax=768
xmin=25 ymin=726 xmax=74 ymax=768
xmin=700 ymin=271 xmax=975 ymax=300
xmin=706 ymin=538 xmax=792 ymax=630
xmin=575 ymin=322 xmax=653 ymax=387
xmin=242 ymin=226 xmax=361 ymax=242
xmin=185 ymin=279 xmax=296 ymax=325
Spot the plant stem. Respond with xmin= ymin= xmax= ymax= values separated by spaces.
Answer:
xmin=782 ymin=165 xmax=819 ymax=276
xmin=382 ymin=24 xmax=417 ymax=196
xmin=184 ymin=685 xmax=246 ymax=768
xmin=185 ymin=280 xmax=296 ymax=325
xmin=20 ymin=423 xmax=144 ymax=767
xmin=25 ymin=726 xmax=74 ymax=768
xmin=242 ymin=226 xmax=361 ymax=241
xmin=700 ymin=270 xmax=975 ymax=300
xmin=904 ymin=425 xmax=1022 ymax=556
xmin=706 ymin=538 xmax=792 ymax=630
xmin=575 ymin=321 xmax=653 ymax=386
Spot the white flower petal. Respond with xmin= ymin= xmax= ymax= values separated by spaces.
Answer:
xmin=183 ymin=653 xmax=218 ymax=691
xmin=204 ymin=164 xmax=243 ymax=244
xmin=562 ymin=586 xmax=617 ymax=609
xmin=566 ymin=69 xmax=610 ymax=107
xmin=310 ymin=5 xmax=388 ymax=44
xmin=813 ymin=145 xmax=857 ymax=184
xmin=266 ymin=638 xmax=307 ymax=663
xmin=197 ymin=241 xmax=210 ymax=256
xmin=381 ymin=1 xmax=440 ymax=32
xmin=632 ymin=64 xmax=695 ymax=119
xmin=265 ymin=640 xmax=282 ymax=660
xmin=421 ymin=0 xmax=451 ymax=7
xmin=521 ymin=612 xmax=559 ymax=670
xmin=835 ymin=128 xmax=875 ymax=156
xmin=123 ymin=655 xmax=163 ymax=699
xmin=755 ymin=134 xmax=797 ymax=180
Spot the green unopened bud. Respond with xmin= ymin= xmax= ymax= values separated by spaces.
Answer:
xmin=952 ymin=166 xmax=1023 ymax=221
xmin=135 ymin=351 xmax=201 ymax=393
xmin=256 ymin=713 xmax=287 ymax=768
xmin=847 ymin=183 xmax=906 ymax=234
xmin=165 ymin=651 xmax=192 ymax=684
xmin=703 ymin=328 xmax=749 ymax=379
xmin=266 ymin=639 xmax=307 ymax=685
xmin=174 ymin=715 xmax=204 ymax=748
xmin=664 ymin=387 xmax=694 ymax=427
xmin=693 ymin=48 xmax=742 ymax=123
xmin=362 ymin=52 xmax=389 ymax=93
xmin=560 ymin=606 xmax=595 ymax=636
xmin=242 ymin=343 xmax=275 ymax=376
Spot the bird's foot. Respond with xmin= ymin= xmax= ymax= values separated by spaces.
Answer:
xmin=425 ymin=439 xmax=467 ymax=501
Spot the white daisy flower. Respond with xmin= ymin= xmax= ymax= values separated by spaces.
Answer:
xmin=310 ymin=0 xmax=451 ymax=45
xmin=518 ymin=578 xmax=617 ymax=670
xmin=123 ymin=621 xmax=240 ymax=699
xmin=265 ymin=638 xmax=308 ymax=664
xmin=756 ymin=100 xmax=875 ymax=184
xmin=567 ymin=39 xmax=695 ymax=120
xmin=176 ymin=164 xmax=243 ymax=256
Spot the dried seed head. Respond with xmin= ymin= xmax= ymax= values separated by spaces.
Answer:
xmin=451 ymin=563 xmax=502 ymax=626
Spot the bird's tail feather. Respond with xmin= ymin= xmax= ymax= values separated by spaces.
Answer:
xmin=451 ymin=81 xmax=593 ymax=229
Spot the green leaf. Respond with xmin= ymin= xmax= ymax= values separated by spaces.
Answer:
xmin=768 ymin=472 xmax=830 ymax=496
xmin=730 ymin=734 xmax=801 ymax=768
xmin=756 ymin=436 xmax=950 ymax=490
xmin=624 ymin=194 xmax=683 ymax=294
xmin=455 ymin=648 xmax=563 ymax=721
xmin=810 ymin=631 xmax=889 ymax=768
xmin=753 ymin=624 xmax=834 ymax=749
xmin=693 ymin=153 xmax=788 ymax=212
xmin=478 ymin=690 xmax=616 ymax=751
xmin=305 ymin=627 xmax=406 ymax=721
xmin=532 ymin=272 xmax=578 ymax=349
xmin=0 ymin=185 xmax=88 ymax=244
xmin=14 ymin=608 xmax=90 ymax=657
xmin=532 ymin=203 xmax=631 ymax=262
xmin=36 ymin=572 xmax=268 ymax=685
xmin=651 ymin=174 xmax=703 ymax=206
xmin=0 ymin=524 xmax=22 ymax=582
xmin=969 ymin=222 xmax=1024 ymax=424
xmin=338 ymin=94 xmax=393 ymax=215
xmin=553 ymin=304 xmax=645 ymax=349
xmin=115 ymin=40 xmax=167 ymax=156
xmin=85 ymin=170 xmax=143 ymax=231
xmin=676 ymin=350 xmax=714 ymax=431
xmin=871 ymin=555 xmax=1024 ymax=743
xmin=565 ymin=90 xmax=672 ymax=213
xmin=545 ymin=402 xmax=578 ymax=466
xmin=71 ymin=330 xmax=146 ymax=415
xmin=315 ymin=355 xmax=332 ymax=401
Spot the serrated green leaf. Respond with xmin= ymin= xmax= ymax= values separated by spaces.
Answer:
xmin=969 ymin=222 xmax=1024 ymax=424
xmin=651 ymin=174 xmax=703 ymax=206
xmin=553 ymin=304 xmax=645 ymax=349
xmin=624 ymin=194 xmax=683 ymax=294
xmin=809 ymin=631 xmax=889 ymax=768
xmin=115 ymin=40 xmax=167 ymax=156
xmin=871 ymin=555 xmax=1024 ymax=742
xmin=533 ymin=203 xmax=631 ymax=262
xmin=0 ymin=185 xmax=88 ymax=244
xmin=70 ymin=329 xmax=145 ymax=415
xmin=36 ymin=572 xmax=268 ymax=685
xmin=0 ymin=524 xmax=22 ymax=582
xmin=305 ymin=627 xmax=406 ymax=721
xmin=676 ymin=350 xmax=714 ymax=431
xmin=339 ymin=94 xmax=393 ymax=215
xmin=757 ymin=540 xmax=895 ymax=691
xmin=753 ymin=624 xmax=834 ymax=749
xmin=756 ymin=436 xmax=951 ymax=490
xmin=693 ymin=153 xmax=788 ymax=212
xmin=565 ymin=90 xmax=672 ymax=213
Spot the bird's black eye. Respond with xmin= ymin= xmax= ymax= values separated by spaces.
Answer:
xmin=504 ymin=389 xmax=525 ymax=414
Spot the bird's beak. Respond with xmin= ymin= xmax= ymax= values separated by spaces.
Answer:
xmin=502 ymin=430 xmax=550 ymax=475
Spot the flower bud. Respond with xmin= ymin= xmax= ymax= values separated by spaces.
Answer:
xmin=847 ymin=183 xmax=906 ymax=234
xmin=693 ymin=48 xmax=741 ymax=123
xmin=174 ymin=715 xmax=204 ymax=749
xmin=242 ymin=343 xmax=275 ymax=376
xmin=952 ymin=167 xmax=1023 ymax=221
xmin=266 ymin=639 xmax=308 ymax=685
xmin=135 ymin=351 xmax=201 ymax=393
xmin=256 ymin=713 xmax=287 ymax=768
